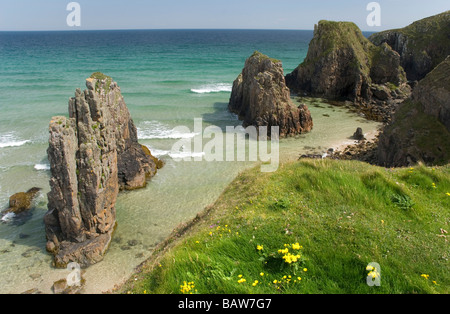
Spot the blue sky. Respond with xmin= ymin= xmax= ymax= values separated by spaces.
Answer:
xmin=0 ymin=0 xmax=448 ymax=31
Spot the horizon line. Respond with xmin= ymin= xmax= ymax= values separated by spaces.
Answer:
xmin=0 ymin=27 xmax=379 ymax=33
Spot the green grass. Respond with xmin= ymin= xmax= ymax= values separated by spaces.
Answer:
xmin=90 ymin=72 xmax=112 ymax=92
xmin=121 ymin=159 xmax=450 ymax=294
xmin=251 ymin=51 xmax=281 ymax=64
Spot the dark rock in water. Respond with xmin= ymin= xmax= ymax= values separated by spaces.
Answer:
xmin=3 ymin=187 xmax=41 ymax=215
xmin=44 ymin=73 xmax=163 ymax=268
xmin=352 ymin=128 xmax=366 ymax=141
xmin=127 ymin=239 xmax=139 ymax=247
xmin=229 ymin=51 xmax=313 ymax=138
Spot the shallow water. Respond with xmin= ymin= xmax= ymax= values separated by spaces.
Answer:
xmin=0 ymin=97 xmax=380 ymax=294
xmin=0 ymin=30 xmax=380 ymax=293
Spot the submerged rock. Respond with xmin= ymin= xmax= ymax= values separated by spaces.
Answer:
xmin=44 ymin=73 xmax=163 ymax=268
xmin=3 ymin=187 xmax=41 ymax=215
xmin=229 ymin=51 xmax=313 ymax=138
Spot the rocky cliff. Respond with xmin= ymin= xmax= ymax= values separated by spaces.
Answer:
xmin=44 ymin=73 xmax=162 ymax=267
xmin=229 ymin=51 xmax=313 ymax=137
xmin=285 ymin=20 xmax=410 ymax=122
xmin=369 ymin=11 xmax=450 ymax=81
xmin=377 ymin=56 xmax=450 ymax=167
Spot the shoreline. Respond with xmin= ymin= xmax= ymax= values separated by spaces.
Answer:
xmin=329 ymin=127 xmax=381 ymax=155
xmin=110 ymin=127 xmax=384 ymax=294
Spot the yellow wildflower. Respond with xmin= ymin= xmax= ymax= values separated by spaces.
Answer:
xmin=260 ymin=272 xmax=265 ymax=277
xmin=292 ymin=243 xmax=302 ymax=250
xmin=252 ymin=280 xmax=259 ymax=286
xmin=421 ymin=274 xmax=430 ymax=280
xmin=180 ymin=281 xmax=195 ymax=294
xmin=257 ymin=245 xmax=264 ymax=251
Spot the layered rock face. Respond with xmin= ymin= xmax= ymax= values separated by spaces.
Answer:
xmin=229 ymin=51 xmax=313 ymax=137
xmin=369 ymin=11 xmax=450 ymax=81
xmin=285 ymin=21 xmax=410 ymax=121
xmin=377 ymin=56 xmax=450 ymax=167
xmin=44 ymin=73 xmax=162 ymax=267
xmin=413 ymin=56 xmax=450 ymax=132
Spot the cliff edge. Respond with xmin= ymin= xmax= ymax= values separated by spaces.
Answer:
xmin=369 ymin=11 xmax=450 ymax=81
xmin=377 ymin=56 xmax=450 ymax=167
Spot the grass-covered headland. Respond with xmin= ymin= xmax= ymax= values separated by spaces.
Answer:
xmin=121 ymin=159 xmax=449 ymax=294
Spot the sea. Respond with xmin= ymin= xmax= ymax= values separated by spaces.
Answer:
xmin=0 ymin=30 xmax=380 ymax=293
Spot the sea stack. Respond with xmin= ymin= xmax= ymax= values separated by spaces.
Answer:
xmin=285 ymin=20 xmax=410 ymax=122
xmin=44 ymin=73 xmax=162 ymax=268
xmin=229 ymin=51 xmax=313 ymax=138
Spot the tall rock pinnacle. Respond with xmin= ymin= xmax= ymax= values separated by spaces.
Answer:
xmin=44 ymin=73 xmax=163 ymax=268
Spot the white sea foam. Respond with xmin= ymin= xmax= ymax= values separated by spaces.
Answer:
xmin=0 ymin=132 xmax=30 ymax=148
xmin=1 ymin=212 xmax=16 ymax=223
xmin=143 ymin=145 xmax=205 ymax=160
xmin=34 ymin=164 xmax=51 ymax=171
xmin=137 ymin=121 xmax=198 ymax=140
xmin=144 ymin=147 xmax=170 ymax=157
xmin=190 ymin=83 xmax=232 ymax=94
xmin=169 ymin=151 xmax=205 ymax=159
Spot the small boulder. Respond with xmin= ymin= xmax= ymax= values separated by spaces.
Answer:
xmin=352 ymin=128 xmax=366 ymax=141
xmin=4 ymin=188 xmax=41 ymax=215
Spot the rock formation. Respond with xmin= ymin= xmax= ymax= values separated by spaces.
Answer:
xmin=3 ymin=188 xmax=41 ymax=215
xmin=377 ymin=56 xmax=450 ymax=167
xmin=352 ymin=128 xmax=365 ymax=141
xmin=285 ymin=20 xmax=410 ymax=122
xmin=229 ymin=51 xmax=313 ymax=138
xmin=44 ymin=73 xmax=162 ymax=268
xmin=369 ymin=11 xmax=450 ymax=81
xmin=412 ymin=55 xmax=450 ymax=133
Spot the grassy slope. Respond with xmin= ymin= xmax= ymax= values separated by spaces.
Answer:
xmin=121 ymin=159 xmax=449 ymax=294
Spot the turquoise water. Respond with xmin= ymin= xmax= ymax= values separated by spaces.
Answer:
xmin=0 ymin=30 xmax=380 ymax=293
